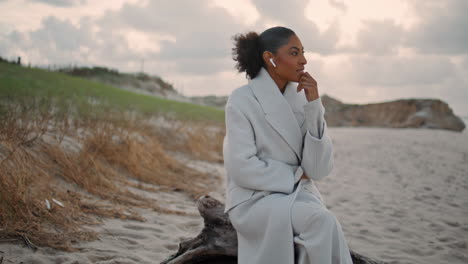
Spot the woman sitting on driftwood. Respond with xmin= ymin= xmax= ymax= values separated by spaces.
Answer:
xmin=223 ymin=26 xmax=353 ymax=264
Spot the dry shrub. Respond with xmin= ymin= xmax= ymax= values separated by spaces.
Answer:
xmin=0 ymin=101 xmax=224 ymax=250
xmin=0 ymin=100 xmax=51 ymax=145
xmin=0 ymin=113 xmax=96 ymax=251
xmin=185 ymin=123 xmax=225 ymax=163
xmin=82 ymin=122 xmax=215 ymax=200
xmin=152 ymin=120 xmax=226 ymax=163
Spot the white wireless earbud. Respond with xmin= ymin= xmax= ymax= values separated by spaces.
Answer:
xmin=269 ymin=58 xmax=277 ymax=68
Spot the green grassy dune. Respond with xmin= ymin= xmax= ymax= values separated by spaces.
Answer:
xmin=0 ymin=61 xmax=224 ymax=123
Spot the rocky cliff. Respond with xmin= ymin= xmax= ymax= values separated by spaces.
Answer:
xmin=321 ymin=95 xmax=466 ymax=132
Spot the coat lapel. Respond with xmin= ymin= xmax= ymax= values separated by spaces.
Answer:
xmin=249 ymin=67 xmax=303 ymax=160
xmin=283 ymin=81 xmax=306 ymax=129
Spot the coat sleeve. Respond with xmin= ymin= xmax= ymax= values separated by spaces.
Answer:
xmin=299 ymin=97 xmax=334 ymax=181
xmin=223 ymin=103 xmax=296 ymax=194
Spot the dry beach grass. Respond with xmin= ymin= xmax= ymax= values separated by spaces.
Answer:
xmin=0 ymin=99 xmax=225 ymax=252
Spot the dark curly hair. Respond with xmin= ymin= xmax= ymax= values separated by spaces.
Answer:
xmin=232 ymin=26 xmax=296 ymax=79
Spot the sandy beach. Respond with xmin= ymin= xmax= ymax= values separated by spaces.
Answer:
xmin=1 ymin=127 xmax=467 ymax=264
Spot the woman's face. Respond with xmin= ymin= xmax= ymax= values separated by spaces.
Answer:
xmin=270 ymin=34 xmax=307 ymax=83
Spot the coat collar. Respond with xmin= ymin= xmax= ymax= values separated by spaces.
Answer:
xmin=248 ymin=67 xmax=304 ymax=160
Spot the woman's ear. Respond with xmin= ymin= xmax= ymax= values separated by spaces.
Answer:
xmin=262 ymin=51 xmax=275 ymax=68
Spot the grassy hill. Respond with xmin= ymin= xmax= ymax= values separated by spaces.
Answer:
xmin=0 ymin=61 xmax=224 ymax=123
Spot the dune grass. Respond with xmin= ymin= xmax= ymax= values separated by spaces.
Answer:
xmin=0 ymin=61 xmax=226 ymax=251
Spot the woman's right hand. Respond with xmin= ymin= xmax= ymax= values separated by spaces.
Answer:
xmin=297 ymin=72 xmax=319 ymax=102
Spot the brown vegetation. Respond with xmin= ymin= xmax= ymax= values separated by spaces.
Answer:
xmin=152 ymin=121 xmax=225 ymax=163
xmin=0 ymin=100 xmax=225 ymax=251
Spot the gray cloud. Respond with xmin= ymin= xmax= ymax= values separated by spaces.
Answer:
xmin=328 ymin=0 xmax=347 ymax=13
xmin=350 ymin=55 xmax=455 ymax=87
xmin=96 ymin=0 xmax=243 ymax=73
xmin=404 ymin=0 xmax=468 ymax=54
xmin=338 ymin=19 xmax=404 ymax=55
xmin=30 ymin=0 xmax=85 ymax=7
xmin=443 ymin=77 xmax=468 ymax=116
xmin=462 ymin=56 xmax=468 ymax=70
xmin=0 ymin=15 xmax=140 ymax=67
xmin=252 ymin=0 xmax=309 ymax=24
xmin=1 ymin=0 xmax=246 ymax=75
xmin=336 ymin=0 xmax=468 ymax=56
xmin=171 ymin=57 xmax=233 ymax=75
xmin=319 ymin=54 xmax=468 ymax=115
xmin=252 ymin=0 xmax=341 ymax=54
xmin=30 ymin=16 xmax=89 ymax=51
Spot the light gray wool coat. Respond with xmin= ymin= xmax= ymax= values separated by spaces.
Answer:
xmin=223 ymin=67 xmax=335 ymax=263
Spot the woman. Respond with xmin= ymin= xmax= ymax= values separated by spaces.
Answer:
xmin=223 ymin=26 xmax=353 ymax=264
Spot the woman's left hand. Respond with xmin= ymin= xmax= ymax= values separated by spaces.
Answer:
xmin=297 ymin=72 xmax=319 ymax=102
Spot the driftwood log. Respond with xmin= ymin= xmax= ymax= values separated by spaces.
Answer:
xmin=162 ymin=196 xmax=385 ymax=264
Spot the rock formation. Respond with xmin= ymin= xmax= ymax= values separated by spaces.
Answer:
xmin=321 ymin=95 xmax=465 ymax=132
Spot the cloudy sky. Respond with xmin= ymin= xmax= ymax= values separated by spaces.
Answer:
xmin=1 ymin=0 xmax=467 ymax=116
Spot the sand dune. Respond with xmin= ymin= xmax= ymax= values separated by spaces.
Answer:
xmin=1 ymin=128 xmax=467 ymax=264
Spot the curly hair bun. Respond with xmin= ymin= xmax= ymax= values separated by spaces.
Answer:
xmin=232 ymin=27 xmax=295 ymax=79
xmin=232 ymin=32 xmax=263 ymax=80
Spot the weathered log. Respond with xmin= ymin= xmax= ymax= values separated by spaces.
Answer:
xmin=162 ymin=196 xmax=385 ymax=264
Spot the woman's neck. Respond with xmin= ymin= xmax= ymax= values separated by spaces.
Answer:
xmin=266 ymin=68 xmax=288 ymax=94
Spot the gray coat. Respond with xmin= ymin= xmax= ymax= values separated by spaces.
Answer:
xmin=223 ymin=67 xmax=334 ymax=263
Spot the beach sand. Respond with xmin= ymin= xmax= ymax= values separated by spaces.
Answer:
xmin=1 ymin=127 xmax=467 ymax=264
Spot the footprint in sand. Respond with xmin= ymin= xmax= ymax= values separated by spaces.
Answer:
xmin=119 ymin=237 xmax=139 ymax=246
xmin=448 ymin=241 xmax=467 ymax=249
xmin=104 ymin=229 xmax=148 ymax=240
xmin=428 ymin=222 xmax=444 ymax=232
xmin=22 ymin=257 xmax=48 ymax=264
xmin=359 ymin=229 xmax=370 ymax=235
xmin=155 ymin=220 xmax=167 ymax=226
xmin=436 ymin=236 xmax=453 ymax=243
xmin=122 ymin=224 xmax=146 ymax=230
xmin=176 ymin=204 xmax=189 ymax=210
xmin=123 ymin=224 xmax=163 ymax=233
xmin=155 ymin=234 xmax=171 ymax=240
xmin=386 ymin=226 xmax=401 ymax=233
xmin=185 ymin=220 xmax=201 ymax=228
xmin=87 ymin=251 xmax=120 ymax=263
xmin=338 ymin=197 xmax=349 ymax=204
xmin=164 ymin=243 xmax=178 ymax=251
xmin=443 ymin=220 xmax=460 ymax=227
xmin=390 ymin=209 xmax=406 ymax=218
